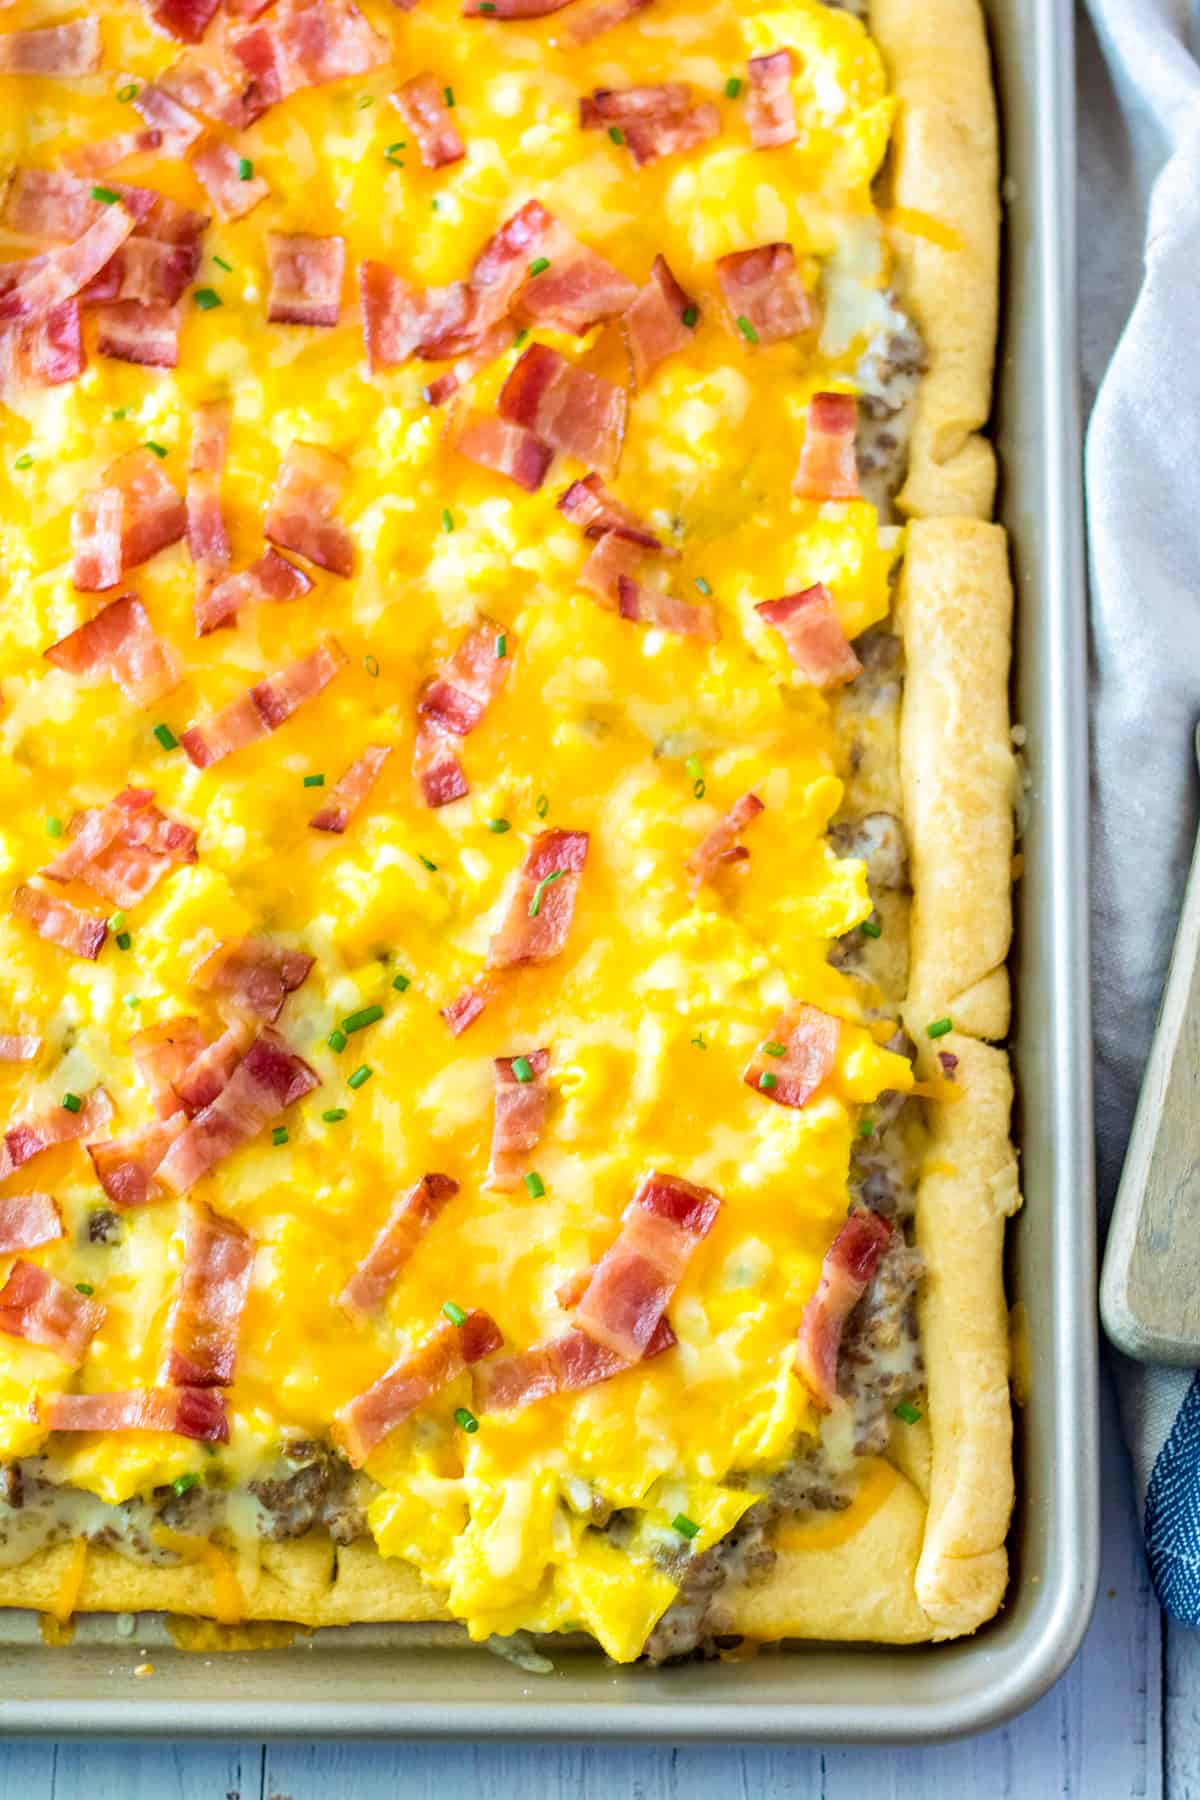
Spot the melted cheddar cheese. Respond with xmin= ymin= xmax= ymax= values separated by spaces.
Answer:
xmin=0 ymin=0 xmax=915 ymax=1660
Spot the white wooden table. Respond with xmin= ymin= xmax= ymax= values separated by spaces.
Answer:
xmin=0 ymin=1370 xmax=1188 ymax=1800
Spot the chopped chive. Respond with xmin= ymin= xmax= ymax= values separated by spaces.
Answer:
xmin=61 ymin=1092 xmax=82 ymax=1114
xmin=75 ymin=1282 xmax=95 ymax=1296
xmin=454 ymin=1406 xmax=479 ymax=1433
xmin=495 ymin=632 xmax=507 ymax=658
xmin=13 ymin=453 xmax=33 ymax=471
xmin=527 ymin=256 xmax=550 ymax=277
xmin=894 ymin=1400 xmax=922 ymax=1425
xmin=443 ymin=84 xmax=455 ymax=106
xmin=523 ymin=1171 xmax=545 ymax=1199
xmin=443 ymin=1300 xmax=467 ymax=1326
xmin=608 ymin=125 xmax=624 ymax=144
xmin=145 ymin=440 xmax=167 ymax=458
xmin=272 ymin=1125 xmax=289 ymax=1146
xmin=694 ymin=576 xmax=712 ymax=595
xmin=117 ymin=82 xmax=138 ymax=102
xmin=303 ymin=773 xmax=325 ymax=788
xmin=342 ymin=1004 xmax=383 ymax=1033
xmin=487 ymin=818 xmax=510 ymax=834
xmin=153 ymin=722 xmax=178 ymax=750
xmin=108 ymin=911 xmax=126 ymax=932
xmin=90 ymin=185 xmax=120 ymax=205
xmin=347 ymin=1064 xmax=372 ymax=1089
xmin=110 ymin=407 xmax=128 ymax=421
xmin=724 ymin=75 xmax=742 ymax=98
xmin=420 ymin=854 xmax=438 ymax=872
xmin=432 ymin=197 xmax=441 ymax=212
xmin=682 ymin=304 xmax=699 ymax=328
xmin=392 ymin=972 xmax=411 ymax=992
xmin=384 ymin=142 xmax=405 ymax=164
xmin=671 ymin=1513 xmax=700 ymax=1540
xmin=441 ymin=506 xmax=454 ymax=533
xmin=858 ymin=1119 xmax=874 ymax=1138
xmin=237 ymin=156 xmax=253 ymax=180
xmin=479 ymin=5 xmax=496 ymax=15
xmin=685 ymin=754 xmax=705 ymax=800
xmin=322 ymin=1107 xmax=348 ymax=1124
xmin=860 ymin=918 xmax=882 ymax=939
xmin=364 ymin=653 xmax=380 ymax=677
xmin=115 ymin=931 xmax=132 ymax=951
xmin=513 ymin=327 xmax=528 ymax=348
xmin=125 ymin=995 xmax=141 ymax=1008
xmin=193 ymin=287 xmax=221 ymax=310
xmin=45 ymin=816 xmax=63 ymax=837
xmin=927 ymin=1017 xmax=953 ymax=1040
xmin=512 ymin=1055 xmax=534 ymax=1084
xmin=758 ymin=1072 xmax=778 ymax=1092
xmin=327 ymin=1029 xmax=347 ymax=1052
xmin=356 ymin=93 xmax=374 ymax=109
xmin=691 ymin=1032 xmax=707 ymax=1049
xmin=763 ymin=1041 xmax=786 ymax=1058
xmin=528 ymin=868 xmax=564 ymax=918
xmin=735 ymin=315 xmax=759 ymax=344
xmin=171 ymin=1471 xmax=199 ymax=1495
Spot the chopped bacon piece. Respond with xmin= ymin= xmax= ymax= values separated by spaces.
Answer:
xmin=392 ymin=73 xmax=465 ymax=170
xmin=455 ymin=412 xmax=553 ymax=494
xmin=755 ymin=583 xmax=862 ymax=687
xmin=229 ymin=0 xmax=389 ymax=110
xmin=86 ymin=1115 xmax=185 ymax=1208
xmin=165 ymin=1202 xmax=254 ymax=1386
xmin=187 ymin=398 xmax=231 ymax=593
xmin=12 ymin=885 xmax=107 ymax=961
xmin=0 ymin=1261 xmax=104 ymax=1366
xmin=145 ymin=0 xmax=222 ymax=44
xmin=196 ymin=548 xmax=312 ymax=635
xmin=181 ymin=637 xmax=347 ymax=767
xmin=455 ymin=197 xmax=554 ymax=346
xmin=514 ymin=234 xmax=637 ymax=338
xmin=339 ymin=1173 xmax=459 ymax=1324
xmin=623 ymin=254 xmax=695 ymax=386
xmin=81 ymin=233 xmax=203 ymax=308
xmin=1 ymin=170 xmax=157 ymax=239
xmin=359 ymin=261 xmax=426 ymax=371
xmin=796 ymin=1209 xmax=892 ymax=1408
xmin=45 ymin=786 xmax=195 ymax=909
xmin=172 ymin=1016 xmax=255 ymax=1115
xmin=462 ymin=0 xmax=574 ymax=14
xmin=488 ymin=828 xmax=589 ymax=969
xmin=266 ymin=232 xmax=346 ymax=326
xmin=131 ymin=1015 xmax=207 ymax=1117
xmin=421 ymin=318 xmax=513 ymax=406
xmin=686 ymin=791 xmax=764 ymax=893
xmin=133 ymin=80 xmax=206 ymax=152
xmin=0 ymin=202 xmax=136 ymax=321
xmin=1 ymin=1087 xmax=113 ymax=1180
xmin=744 ymin=1000 xmax=840 ymax=1108
xmin=577 ymin=528 xmax=642 ymax=606
xmin=193 ymin=937 xmax=314 ymax=1022
xmin=0 ymin=300 xmax=85 ymax=397
xmin=440 ymin=981 xmax=489 ymax=1036
xmin=0 ymin=1195 xmax=62 ymax=1254
xmin=419 ymin=618 xmax=512 ymax=739
xmin=70 ymin=448 xmax=187 ymax=590
xmin=616 ymin=575 xmax=718 ymax=641
xmin=311 ymin=744 xmax=391 ymax=833
xmin=158 ymin=52 xmax=254 ymax=127
xmin=46 ymin=595 xmax=181 ymax=705
xmin=573 ymin=1170 xmax=719 ymax=1361
xmin=413 ymin=721 xmax=469 ymax=808
xmin=580 ymin=84 xmax=720 ymax=166
xmin=0 ymin=1035 xmax=40 ymax=1063
xmin=95 ymin=299 xmax=181 ymax=369
xmin=157 ymin=1029 xmax=320 ymax=1195
xmin=265 ymin=443 xmax=354 ymax=575
xmin=558 ymin=473 xmax=661 ymax=548
xmin=476 ymin=1315 xmax=676 ymax=1414
xmin=487 ymin=1048 xmax=549 ymax=1190
xmin=747 ymin=49 xmax=796 ymax=149
xmin=335 ymin=1309 xmax=502 ymax=1466
xmin=716 ymin=243 xmax=815 ymax=345
xmin=498 ymin=344 xmax=626 ymax=475
xmin=792 ymin=392 xmax=859 ymax=502
xmin=64 ymin=130 xmax=164 ymax=175
xmin=44 ymin=1385 xmax=229 ymax=1441
xmin=567 ymin=0 xmax=653 ymax=41
xmin=623 ymin=103 xmax=720 ymax=166
xmin=0 ymin=19 xmax=101 ymax=73
xmin=190 ymin=139 xmax=270 ymax=220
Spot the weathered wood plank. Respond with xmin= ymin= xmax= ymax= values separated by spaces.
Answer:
xmin=50 ymin=1741 xmax=259 ymax=1800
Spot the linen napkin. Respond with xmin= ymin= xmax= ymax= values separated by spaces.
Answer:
xmin=1082 ymin=0 xmax=1200 ymax=1621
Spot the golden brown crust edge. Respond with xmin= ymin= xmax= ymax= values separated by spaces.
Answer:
xmin=870 ymin=0 xmax=1000 ymax=522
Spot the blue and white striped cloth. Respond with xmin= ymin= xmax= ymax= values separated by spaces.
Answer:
xmin=1084 ymin=0 xmax=1200 ymax=1623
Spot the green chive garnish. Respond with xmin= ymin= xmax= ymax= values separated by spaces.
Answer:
xmin=117 ymin=82 xmax=138 ymax=102
xmin=691 ymin=1032 xmax=707 ymax=1049
xmin=343 ymin=1004 xmax=383 ymax=1034
xmin=90 ymin=185 xmax=119 ymax=205
xmin=272 ymin=1126 xmax=289 ymax=1146
xmin=523 ymin=1171 xmax=545 ymax=1199
xmin=528 ymin=256 xmax=550 ymax=277
xmin=61 ymin=1093 xmax=82 ymax=1114
xmin=125 ymin=996 xmax=141 ymax=1008
xmin=894 ymin=1400 xmax=922 ymax=1425
xmin=45 ymin=816 xmax=63 ymax=837
xmin=455 ymin=1406 xmax=479 ymax=1433
xmin=927 ymin=1017 xmax=953 ymax=1039
xmin=327 ymin=1029 xmax=347 ymax=1052
xmin=364 ymin=654 xmax=380 ymax=677
xmin=110 ymin=407 xmax=128 ymax=421
xmin=419 ymin=854 xmax=437 ymax=872
xmin=356 ymin=94 xmax=374 ymax=109
xmin=858 ymin=1119 xmax=874 ymax=1138
xmin=385 ymin=142 xmax=405 ymax=164
xmin=685 ymin=754 xmax=705 ymax=800
xmin=513 ymin=328 xmax=528 ymax=348
xmin=724 ymin=75 xmax=742 ymax=98
xmin=536 ymin=793 xmax=549 ymax=819
xmin=171 ymin=1471 xmax=199 ymax=1495
xmin=347 ymin=1064 xmax=372 ymax=1090
xmin=512 ymin=1056 xmax=534 ymax=1084
xmin=487 ymin=818 xmax=510 ymax=834
xmin=322 ymin=1108 xmax=348 ymax=1124
xmin=528 ymin=868 xmax=565 ymax=917
xmin=213 ymin=254 xmax=233 ymax=272
xmin=108 ymin=911 xmax=126 ymax=932
xmin=495 ymin=632 xmax=507 ymax=659
xmin=303 ymin=773 xmax=325 ymax=788
xmin=736 ymin=315 xmax=759 ymax=344
xmin=860 ymin=918 xmax=882 ymax=939
xmin=193 ymin=287 xmax=221 ymax=310
xmin=758 ymin=1072 xmax=778 ymax=1092
xmin=763 ymin=1041 xmax=786 ymax=1058
xmin=115 ymin=932 xmax=132 ymax=951
xmin=13 ymin=453 xmax=33 ymax=471
xmin=694 ymin=576 xmax=711 ymax=595
xmin=479 ymin=6 xmax=496 ymax=16
xmin=392 ymin=973 xmax=411 ymax=992
xmin=443 ymin=85 xmax=455 ymax=106
xmin=75 ymin=1282 xmax=94 ymax=1296
xmin=237 ymin=156 xmax=253 ymax=180
xmin=442 ymin=1300 xmax=467 ymax=1326
xmin=432 ymin=197 xmax=441 ymax=211
xmin=145 ymin=440 xmax=167 ymax=458
xmin=440 ymin=507 xmax=455 ymax=535
xmin=153 ymin=723 xmax=178 ymax=750
xmin=682 ymin=304 xmax=699 ymax=328
xmin=671 ymin=1513 xmax=699 ymax=1540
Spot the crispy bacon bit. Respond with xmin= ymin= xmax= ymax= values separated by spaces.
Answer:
xmin=0 ymin=1035 xmax=40 ymax=1063
xmin=744 ymin=1000 xmax=840 ymax=1108
xmin=228 ymin=0 xmax=389 ymax=111
xmin=392 ymin=73 xmax=465 ymax=170
xmin=488 ymin=828 xmax=589 ymax=969
xmin=265 ymin=443 xmax=354 ymax=575
xmin=0 ymin=19 xmax=101 ymax=73
xmin=133 ymin=80 xmax=206 ymax=152
xmin=12 ymin=885 xmax=107 ymax=961
xmin=190 ymin=139 xmax=270 ymax=220
xmin=310 ymin=744 xmax=391 ymax=833
xmin=513 ymin=233 xmax=637 ymax=338
xmin=157 ymin=52 xmax=253 ymax=127
xmin=440 ymin=982 xmax=489 ymax=1036
xmin=1 ymin=1087 xmax=112 ymax=1179
xmin=573 ymin=1170 xmax=719 ymax=1361
xmin=166 ymin=1202 xmax=254 ymax=1386
xmin=498 ymin=344 xmax=626 ymax=475
xmin=487 ymin=1048 xmax=550 ymax=1190
xmin=755 ymin=583 xmax=862 ymax=687
xmin=716 ymin=243 xmax=815 ymax=345
xmin=95 ymin=299 xmax=181 ymax=369
xmin=580 ymin=83 xmax=720 ymax=166
xmin=567 ymin=0 xmax=653 ymax=41
xmin=792 ymin=392 xmax=859 ymax=502
xmin=0 ymin=301 xmax=85 ymax=396
xmin=359 ymin=261 xmax=426 ymax=371
xmin=795 ymin=1209 xmax=892 ymax=1408
xmin=422 ymin=318 xmax=513 ymax=406
xmin=1 ymin=170 xmax=157 ymax=239
xmin=339 ymin=1174 xmax=459 ymax=1324
xmin=576 ymin=529 xmax=643 ymax=606
xmin=0 ymin=201 xmax=136 ymax=322
xmin=46 ymin=595 xmax=181 ymax=705
xmin=267 ymin=233 xmax=346 ymax=326
xmin=455 ymin=410 xmax=554 ymax=493
xmin=456 ymin=197 xmax=554 ymax=344
xmin=476 ymin=1316 xmax=676 ymax=1414
xmin=622 ymin=104 xmax=721 ymax=166
xmin=194 ymin=937 xmax=314 ymax=1022
xmin=157 ymin=1029 xmax=320 ymax=1195
xmin=86 ymin=1115 xmax=185 ymax=1208
xmin=558 ymin=473 xmax=661 ymax=548
xmin=64 ymin=129 xmax=165 ymax=175
xmin=181 ymin=637 xmax=347 ymax=767
xmin=45 ymin=786 xmax=196 ymax=909
xmin=70 ymin=448 xmax=187 ymax=590
xmin=622 ymin=254 xmax=695 ymax=386
xmin=413 ymin=721 xmax=469 ymax=809
xmin=81 ymin=233 xmax=203 ymax=309
xmin=70 ymin=488 xmax=126 ymax=593
xmin=195 ymin=548 xmax=311 ymax=635
xmin=616 ymin=574 xmax=718 ymax=641
xmin=747 ymin=49 xmax=796 ymax=149
xmin=172 ymin=1016 xmax=255 ymax=1116
xmin=419 ymin=618 xmax=513 ymax=739
xmin=335 ymin=1309 xmax=503 ymax=1467
xmin=131 ymin=1016 xmax=207 ymax=1117
xmin=187 ymin=398 xmax=231 ymax=592
xmin=44 ymin=1385 xmax=229 ymax=1441
xmin=145 ymin=0 xmax=222 ymax=45
xmin=0 ymin=1261 xmax=104 ymax=1366
xmin=686 ymin=791 xmax=764 ymax=893
xmin=0 ymin=1195 xmax=62 ymax=1254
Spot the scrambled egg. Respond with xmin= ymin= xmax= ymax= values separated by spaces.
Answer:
xmin=0 ymin=0 xmax=911 ymax=1658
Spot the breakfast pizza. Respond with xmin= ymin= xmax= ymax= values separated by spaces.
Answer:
xmin=0 ymin=0 xmax=1017 ymax=1662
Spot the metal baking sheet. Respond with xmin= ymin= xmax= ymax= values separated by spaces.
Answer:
xmin=0 ymin=0 xmax=1097 ymax=1741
